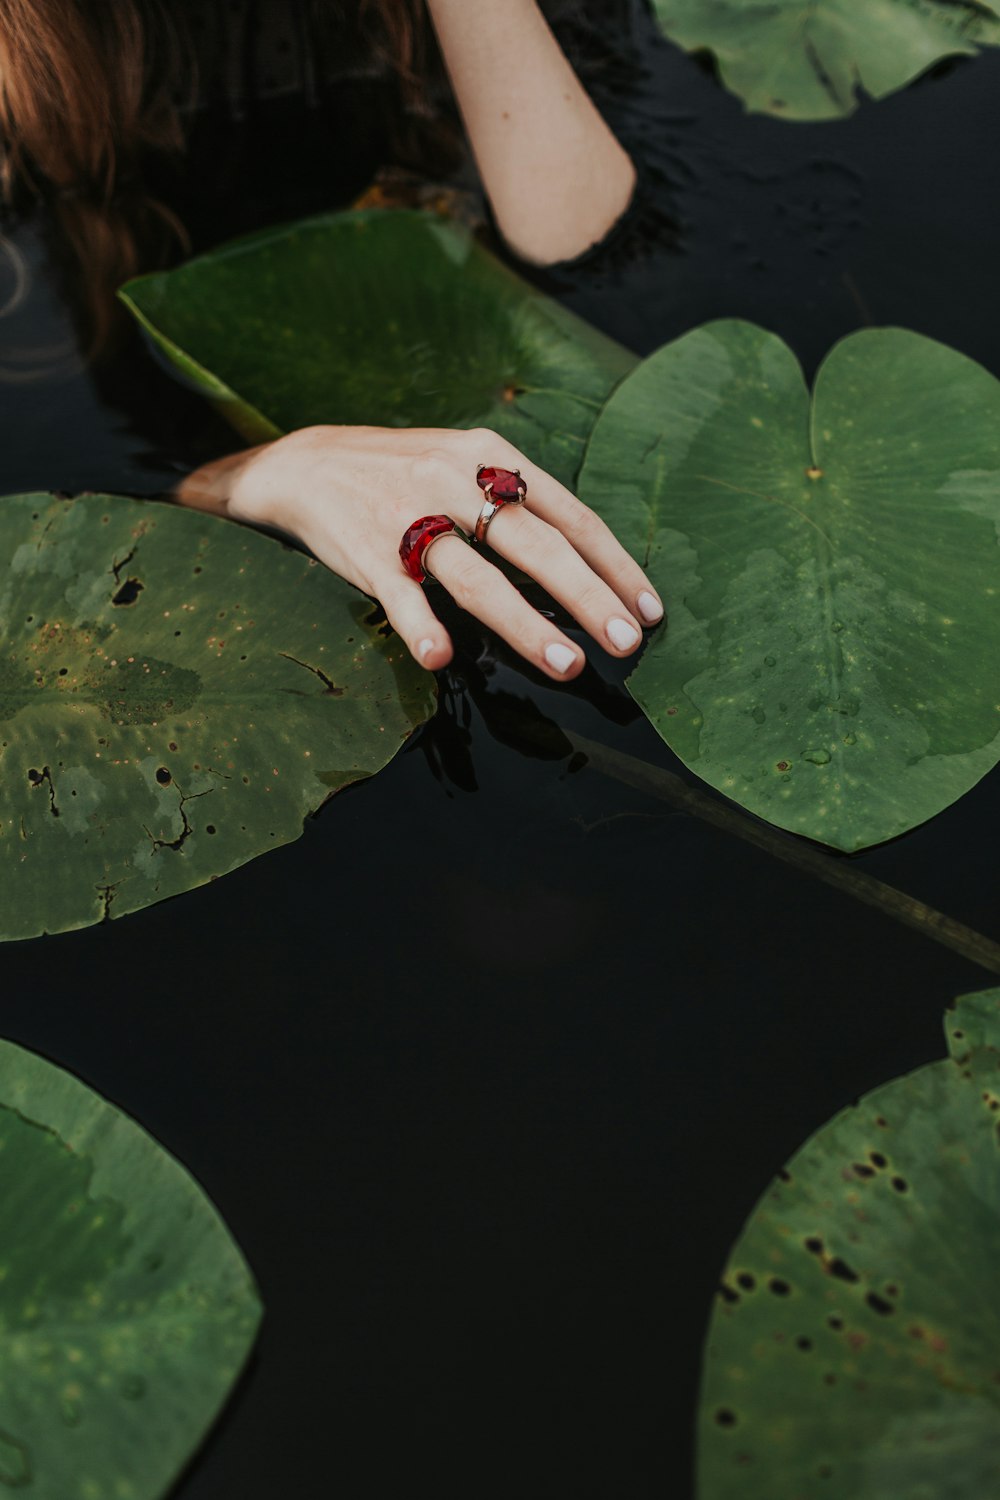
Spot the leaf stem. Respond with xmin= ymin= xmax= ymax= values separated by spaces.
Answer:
xmin=568 ymin=731 xmax=1000 ymax=976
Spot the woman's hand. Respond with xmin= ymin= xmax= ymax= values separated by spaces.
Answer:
xmin=176 ymin=425 xmax=663 ymax=681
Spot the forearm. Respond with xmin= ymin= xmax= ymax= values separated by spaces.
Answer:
xmin=426 ymin=0 xmax=636 ymax=265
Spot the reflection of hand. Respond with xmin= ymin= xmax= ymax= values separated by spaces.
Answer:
xmin=176 ymin=425 xmax=663 ymax=680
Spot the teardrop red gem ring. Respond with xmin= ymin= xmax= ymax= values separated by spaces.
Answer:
xmin=474 ymin=464 xmax=527 ymax=542
xmin=398 ymin=465 xmax=528 ymax=582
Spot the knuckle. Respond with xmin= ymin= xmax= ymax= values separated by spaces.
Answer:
xmin=409 ymin=449 xmax=455 ymax=492
xmin=524 ymin=517 xmax=571 ymax=568
xmin=577 ymin=579 xmax=615 ymax=619
xmin=565 ymin=503 xmax=610 ymax=548
xmin=444 ymin=551 xmax=482 ymax=607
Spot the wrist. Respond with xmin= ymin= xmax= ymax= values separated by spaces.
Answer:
xmin=175 ymin=443 xmax=297 ymax=534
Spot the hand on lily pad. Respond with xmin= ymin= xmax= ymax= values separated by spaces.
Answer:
xmin=182 ymin=423 xmax=664 ymax=682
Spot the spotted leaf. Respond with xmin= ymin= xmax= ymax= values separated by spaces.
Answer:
xmin=0 ymin=492 xmax=435 ymax=939
xmin=698 ymin=986 xmax=1000 ymax=1498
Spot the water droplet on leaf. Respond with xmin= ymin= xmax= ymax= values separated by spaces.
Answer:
xmin=803 ymin=749 xmax=831 ymax=766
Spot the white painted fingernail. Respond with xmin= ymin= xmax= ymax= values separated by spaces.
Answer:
xmin=637 ymin=590 xmax=663 ymax=623
xmin=607 ymin=617 xmax=641 ymax=651
xmin=418 ymin=638 xmax=436 ymax=663
xmin=544 ymin=643 xmax=577 ymax=675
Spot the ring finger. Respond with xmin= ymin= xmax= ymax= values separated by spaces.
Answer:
xmin=424 ymin=531 xmax=585 ymax=680
xmin=472 ymin=500 xmax=645 ymax=657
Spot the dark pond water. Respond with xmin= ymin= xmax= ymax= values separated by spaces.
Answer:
xmin=2 ymin=3 xmax=1000 ymax=1496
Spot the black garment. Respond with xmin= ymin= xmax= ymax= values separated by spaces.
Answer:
xmin=168 ymin=0 xmax=673 ymax=272
xmin=158 ymin=0 xmax=408 ymax=252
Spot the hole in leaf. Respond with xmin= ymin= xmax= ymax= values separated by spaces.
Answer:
xmin=112 ymin=578 xmax=144 ymax=607
xmin=828 ymin=1258 xmax=859 ymax=1283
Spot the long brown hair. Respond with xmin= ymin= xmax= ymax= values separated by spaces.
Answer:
xmin=0 ymin=0 xmax=440 ymax=356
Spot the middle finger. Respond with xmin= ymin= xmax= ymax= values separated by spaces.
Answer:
xmin=474 ymin=502 xmax=644 ymax=657
xmin=427 ymin=535 xmax=586 ymax=680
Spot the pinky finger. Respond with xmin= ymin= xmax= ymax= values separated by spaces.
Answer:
xmin=375 ymin=572 xmax=454 ymax=670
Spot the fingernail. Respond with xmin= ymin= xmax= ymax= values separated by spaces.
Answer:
xmin=607 ymin=617 xmax=641 ymax=651
xmin=637 ymin=590 xmax=663 ymax=623
xmin=418 ymin=638 xmax=436 ymax=663
xmin=544 ymin=643 xmax=577 ymax=675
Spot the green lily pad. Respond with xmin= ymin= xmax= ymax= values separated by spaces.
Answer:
xmin=0 ymin=1035 xmax=260 ymax=1499
xmin=651 ymin=0 xmax=1000 ymax=120
xmin=119 ymin=209 xmax=636 ymax=491
xmin=0 ymin=492 xmax=434 ymax=940
xmin=698 ymin=986 xmax=1000 ymax=1499
xmin=577 ymin=320 xmax=1000 ymax=852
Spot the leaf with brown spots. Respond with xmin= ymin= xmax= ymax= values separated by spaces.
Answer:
xmin=698 ymin=986 xmax=1000 ymax=1499
xmin=0 ymin=492 xmax=436 ymax=939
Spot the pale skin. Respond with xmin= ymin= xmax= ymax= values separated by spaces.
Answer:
xmin=177 ymin=0 xmax=662 ymax=681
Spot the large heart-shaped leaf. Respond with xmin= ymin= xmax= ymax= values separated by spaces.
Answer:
xmin=698 ymin=986 xmax=1000 ymax=1499
xmin=651 ymin=0 xmax=1000 ymax=120
xmin=119 ymin=209 xmax=636 ymax=491
xmin=0 ymin=1035 xmax=260 ymax=1499
xmin=0 ymin=492 xmax=434 ymax=939
xmin=577 ymin=320 xmax=1000 ymax=852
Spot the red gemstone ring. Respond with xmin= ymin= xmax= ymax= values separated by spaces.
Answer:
xmin=399 ymin=514 xmax=467 ymax=584
xmin=474 ymin=465 xmax=527 ymax=544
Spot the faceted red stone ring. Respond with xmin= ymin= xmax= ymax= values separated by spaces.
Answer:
xmin=399 ymin=514 xmax=468 ymax=584
xmin=474 ymin=465 xmax=527 ymax=544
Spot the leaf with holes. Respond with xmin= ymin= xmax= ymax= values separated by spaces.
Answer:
xmin=118 ymin=209 xmax=636 ymax=492
xmin=650 ymin=0 xmax=1000 ymax=120
xmin=0 ymin=1035 xmax=260 ymax=1498
xmin=698 ymin=986 xmax=1000 ymax=1499
xmin=576 ymin=320 xmax=1000 ymax=851
xmin=0 ymin=492 xmax=435 ymax=940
